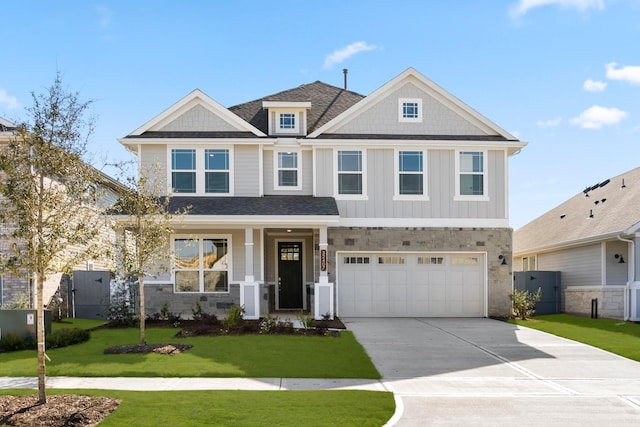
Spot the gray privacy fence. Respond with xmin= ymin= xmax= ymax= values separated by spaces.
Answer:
xmin=514 ymin=271 xmax=561 ymax=315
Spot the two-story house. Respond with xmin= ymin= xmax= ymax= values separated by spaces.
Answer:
xmin=118 ymin=67 xmax=526 ymax=320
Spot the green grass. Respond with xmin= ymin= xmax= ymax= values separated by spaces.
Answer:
xmin=51 ymin=317 xmax=107 ymax=331
xmin=511 ymin=313 xmax=640 ymax=361
xmin=0 ymin=326 xmax=380 ymax=379
xmin=0 ymin=388 xmax=395 ymax=427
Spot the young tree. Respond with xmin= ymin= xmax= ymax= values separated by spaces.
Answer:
xmin=0 ymin=73 xmax=108 ymax=404
xmin=111 ymin=162 xmax=186 ymax=344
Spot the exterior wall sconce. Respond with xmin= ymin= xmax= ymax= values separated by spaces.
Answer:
xmin=615 ymin=254 xmax=626 ymax=264
xmin=498 ymin=254 xmax=507 ymax=265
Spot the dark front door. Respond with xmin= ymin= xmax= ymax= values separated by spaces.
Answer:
xmin=278 ymin=241 xmax=303 ymax=309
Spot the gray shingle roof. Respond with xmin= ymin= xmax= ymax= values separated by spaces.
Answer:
xmin=229 ymin=81 xmax=365 ymax=134
xmin=167 ymin=195 xmax=339 ymax=216
xmin=514 ymin=166 xmax=640 ymax=254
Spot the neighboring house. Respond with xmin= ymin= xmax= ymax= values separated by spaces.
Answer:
xmin=0 ymin=116 xmax=122 ymax=311
xmin=118 ymin=67 xmax=526 ymax=320
xmin=514 ymin=167 xmax=640 ymax=320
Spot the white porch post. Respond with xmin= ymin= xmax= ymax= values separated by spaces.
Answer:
xmin=629 ymin=232 xmax=640 ymax=321
xmin=314 ymin=226 xmax=334 ymax=320
xmin=240 ymin=227 xmax=260 ymax=319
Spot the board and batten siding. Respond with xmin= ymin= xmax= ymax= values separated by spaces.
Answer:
xmin=140 ymin=144 xmax=168 ymax=195
xmin=315 ymin=147 xmax=506 ymax=220
xmin=538 ymin=244 xmax=601 ymax=287
xmin=263 ymin=149 xmax=313 ymax=195
xmin=234 ymin=145 xmax=260 ymax=196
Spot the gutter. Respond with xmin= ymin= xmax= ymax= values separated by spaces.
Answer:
xmin=617 ymin=234 xmax=635 ymax=321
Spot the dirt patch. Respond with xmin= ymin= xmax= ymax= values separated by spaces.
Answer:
xmin=0 ymin=394 xmax=120 ymax=426
xmin=104 ymin=343 xmax=193 ymax=355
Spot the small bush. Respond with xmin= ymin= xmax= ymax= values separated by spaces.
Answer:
xmin=0 ymin=333 xmax=33 ymax=351
xmin=108 ymin=280 xmax=138 ymax=326
xmin=191 ymin=302 xmax=203 ymax=321
xmin=160 ymin=303 xmax=170 ymax=321
xmin=510 ymin=287 xmax=542 ymax=320
xmin=46 ymin=328 xmax=90 ymax=349
xmin=296 ymin=311 xmax=314 ymax=329
xmin=259 ymin=314 xmax=280 ymax=334
xmin=222 ymin=305 xmax=245 ymax=331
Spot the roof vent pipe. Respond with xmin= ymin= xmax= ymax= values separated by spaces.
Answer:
xmin=343 ymin=68 xmax=348 ymax=90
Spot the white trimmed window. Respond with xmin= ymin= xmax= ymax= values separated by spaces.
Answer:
xmin=279 ymin=113 xmax=295 ymax=129
xmin=169 ymin=147 xmax=233 ymax=195
xmin=274 ymin=150 xmax=301 ymax=190
xmin=394 ymin=150 xmax=428 ymax=200
xmin=173 ymin=235 xmax=231 ymax=293
xmin=336 ymin=150 xmax=367 ymax=198
xmin=522 ymin=256 xmax=537 ymax=271
xmin=455 ymin=150 xmax=488 ymax=201
xmin=399 ymin=98 xmax=423 ymax=122
xmin=276 ymin=111 xmax=301 ymax=134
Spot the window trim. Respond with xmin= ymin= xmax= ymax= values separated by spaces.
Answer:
xmin=454 ymin=149 xmax=489 ymax=201
xmin=398 ymin=98 xmax=423 ymax=123
xmin=172 ymin=234 xmax=233 ymax=294
xmin=393 ymin=149 xmax=429 ymax=201
xmin=334 ymin=149 xmax=368 ymax=200
xmin=168 ymin=146 xmax=234 ymax=196
xmin=276 ymin=111 xmax=300 ymax=134
xmin=273 ymin=149 xmax=302 ymax=191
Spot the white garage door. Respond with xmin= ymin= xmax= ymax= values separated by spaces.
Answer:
xmin=337 ymin=252 xmax=485 ymax=317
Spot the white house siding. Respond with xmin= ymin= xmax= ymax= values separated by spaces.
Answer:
xmin=263 ymin=149 xmax=313 ymax=195
xmin=158 ymin=104 xmax=239 ymax=132
xmin=140 ymin=144 xmax=167 ymax=193
xmin=234 ymin=145 xmax=260 ymax=196
xmin=314 ymin=148 xmax=334 ymax=196
xmin=332 ymin=82 xmax=491 ymax=136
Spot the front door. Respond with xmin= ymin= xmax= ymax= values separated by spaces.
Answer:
xmin=278 ymin=241 xmax=303 ymax=309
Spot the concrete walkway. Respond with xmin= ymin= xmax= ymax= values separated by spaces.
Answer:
xmin=344 ymin=318 xmax=640 ymax=426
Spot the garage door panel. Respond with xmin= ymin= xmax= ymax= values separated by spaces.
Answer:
xmin=338 ymin=252 xmax=485 ymax=317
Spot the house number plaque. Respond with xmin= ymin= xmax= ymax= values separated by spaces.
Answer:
xmin=321 ymin=249 xmax=327 ymax=271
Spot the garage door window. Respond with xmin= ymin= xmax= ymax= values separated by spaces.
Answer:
xmin=344 ymin=256 xmax=370 ymax=264
xmin=451 ymin=256 xmax=479 ymax=265
xmin=378 ymin=256 xmax=405 ymax=265
xmin=418 ymin=256 xmax=444 ymax=265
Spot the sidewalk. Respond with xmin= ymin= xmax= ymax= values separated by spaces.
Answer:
xmin=0 ymin=376 xmax=387 ymax=392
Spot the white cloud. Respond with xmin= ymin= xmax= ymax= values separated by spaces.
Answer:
xmin=605 ymin=62 xmax=640 ymax=84
xmin=96 ymin=5 xmax=113 ymax=29
xmin=510 ymin=0 xmax=605 ymax=18
xmin=583 ymin=79 xmax=607 ymax=92
xmin=536 ymin=117 xmax=562 ymax=127
xmin=570 ymin=105 xmax=627 ymax=129
xmin=323 ymin=42 xmax=378 ymax=70
xmin=0 ymin=89 xmax=20 ymax=110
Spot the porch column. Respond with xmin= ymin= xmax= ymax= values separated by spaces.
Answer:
xmin=314 ymin=226 xmax=334 ymax=320
xmin=240 ymin=227 xmax=260 ymax=320
xmin=629 ymin=232 xmax=640 ymax=321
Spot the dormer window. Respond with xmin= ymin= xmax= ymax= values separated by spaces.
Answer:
xmin=262 ymin=101 xmax=311 ymax=136
xmin=279 ymin=113 xmax=296 ymax=129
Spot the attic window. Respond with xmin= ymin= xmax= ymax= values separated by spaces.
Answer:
xmin=279 ymin=113 xmax=296 ymax=129
xmin=399 ymin=98 xmax=422 ymax=122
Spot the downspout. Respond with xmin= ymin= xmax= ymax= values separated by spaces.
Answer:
xmin=617 ymin=234 xmax=635 ymax=321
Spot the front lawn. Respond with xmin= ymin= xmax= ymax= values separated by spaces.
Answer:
xmin=511 ymin=313 xmax=640 ymax=362
xmin=0 ymin=388 xmax=395 ymax=427
xmin=0 ymin=325 xmax=380 ymax=379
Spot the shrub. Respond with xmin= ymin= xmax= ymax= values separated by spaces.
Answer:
xmin=191 ymin=302 xmax=203 ymax=321
xmin=1 ymin=291 xmax=31 ymax=309
xmin=0 ymin=333 xmax=33 ymax=351
xmin=160 ymin=303 xmax=170 ymax=321
xmin=222 ymin=305 xmax=245 ymax=331
xmin=510 ymin=287 xmax=542 ymax=320
xmin=259 ymin=314 xmax=280 ymax=334
xmin=46 ymin=327 xmax=90 ymax=349
xmin=295 ymin=311 xmax=314 ymax=329
xmin=108 ymin=280 xmax=138 ymax=326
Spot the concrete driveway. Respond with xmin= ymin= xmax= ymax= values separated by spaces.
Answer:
xmin=344 ymin=317 xmax=640 ymax=426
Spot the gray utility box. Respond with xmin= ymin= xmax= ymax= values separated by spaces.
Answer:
xmin=514 ymin=271 xmax=562 ymax=315
xmin=0 ymin=309 xmax=52 ymax=341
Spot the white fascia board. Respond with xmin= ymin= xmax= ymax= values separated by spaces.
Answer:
xmin=300 ymin=138 xmax=527 ymax=154
xmin=127 ymin=89 xmax=266 ymax=137
xmin=172 ymin=215 xmax=340 ymax=227
xmin=336 ymin=218 xmax=510 ymax=228
xmin=623 ymin=221 xmax=640 ymax=235
xmin=262 ymin=101 xmax=311 ymax=109
xmin=118 ymin=137 xmax=273 ymax=146
xmin=513 ymin=231 xmax=624 ymax=257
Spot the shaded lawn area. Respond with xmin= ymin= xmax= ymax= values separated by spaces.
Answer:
xmin=0 ymin=388 xmax=395 ymax=427
xmin=0 ymin=325 xmax=380 ymax=379
xmin=511 ymin=313 xmax=640 ymax=362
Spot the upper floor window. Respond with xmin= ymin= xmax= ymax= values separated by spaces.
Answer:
xmin=170 ymin=147 xmax=233 ymax=195
xmin=275 ymin=151 xmax=301 ymax=190
xmin=205 ymin=149 xmax=229 ymax=193
xmin=397 ymin=150 xmax=426 ymax=198
xmin=399 ymin=98 xmax=423 ymax=122
xmin=279 ymin=113 xmax=296 ymax=129
xmin=171 ymin=149 xmax=196 ymax=193
xmin=173 ymin=235 xmax=230 ymax=293
xmin=455 ymin=150 xmax=488 ymax=200
xmin=337 ymin=150 xmax=365 ymax=197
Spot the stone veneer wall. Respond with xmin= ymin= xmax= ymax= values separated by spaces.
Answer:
xmin=1 ymin=273 xmax=31 ymax=307
xmin=326 ymin=227 xmax=513 ymax=318
xmin=564 ymin=287 xmax=624 ymax=319
xmin=144 ymin=283 xmax=240 ymax=318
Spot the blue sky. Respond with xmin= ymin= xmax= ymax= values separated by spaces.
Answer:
xmin=1 ymin=0 xmax=638 ymax=229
